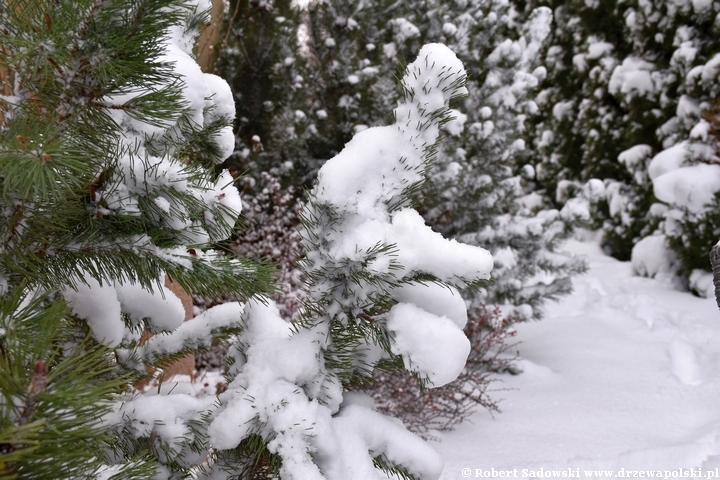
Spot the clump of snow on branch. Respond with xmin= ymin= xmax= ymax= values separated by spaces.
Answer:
xmin=368 ymin=303 xmax=517 ymax=439
xmin=62 ymin=272 xmax=186 ymax=348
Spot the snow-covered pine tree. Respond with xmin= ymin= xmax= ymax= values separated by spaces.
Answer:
xmin=0 ymin=0 xmax=273 ymax=477
xmin=200 ymin=43 xmax=494 ymax=480
xmin=314 ymin=0 xmax=586 ymax=431
xmin=206 ymin=0 xmax=588 ymax=446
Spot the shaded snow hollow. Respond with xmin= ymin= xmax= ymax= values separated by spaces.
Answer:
xmin=436 ymin=234 xmax=720 ymax=479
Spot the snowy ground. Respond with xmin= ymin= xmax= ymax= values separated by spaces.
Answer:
xmin=434 ymin=236 xmax=720 ymax=480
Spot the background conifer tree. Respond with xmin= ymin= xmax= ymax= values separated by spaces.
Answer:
xmin=521 ymin=0 xmax=720 ymax=294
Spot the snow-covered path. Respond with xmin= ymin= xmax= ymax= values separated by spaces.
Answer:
xmin=435 ymin=238 xmax=720 ymax=479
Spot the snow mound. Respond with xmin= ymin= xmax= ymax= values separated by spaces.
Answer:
xmin=435 ymin=238 xmax=720 ymax=478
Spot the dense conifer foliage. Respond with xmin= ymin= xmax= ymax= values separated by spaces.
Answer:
xmin=522 ymin=0 xmax=720 ymax=294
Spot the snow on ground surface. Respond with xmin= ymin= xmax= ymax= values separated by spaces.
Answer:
xmin=435 ymin=234 xmax=720 ymax=479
